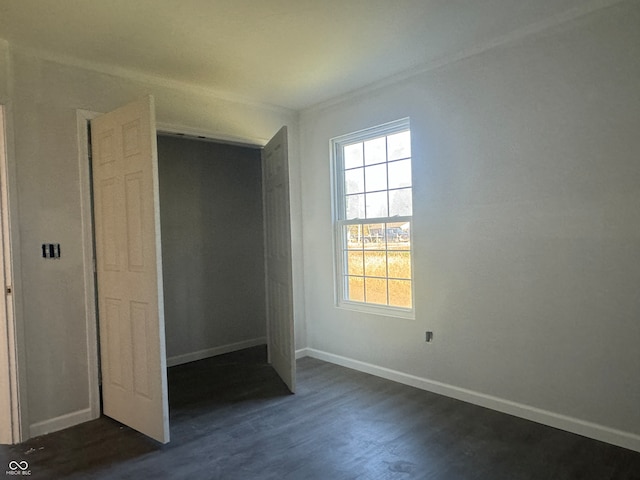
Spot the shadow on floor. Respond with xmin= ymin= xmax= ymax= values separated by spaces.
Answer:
xmin=0 ymin=345 xmax=291 ymax=480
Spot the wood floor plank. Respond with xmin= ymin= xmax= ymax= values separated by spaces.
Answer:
xmin=1 ymin=346 xmax=639 ymax=479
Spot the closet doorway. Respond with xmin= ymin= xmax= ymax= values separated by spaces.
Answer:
xmin=157 ymin=134 xmax=267 ymax=369
xmin=84 ymin=97 xmax=295 ymax=444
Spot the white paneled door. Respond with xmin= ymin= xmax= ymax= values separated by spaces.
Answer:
xmin=263 ymin=127 xmax=295 ymax=393
xmin=91 ymin=96 xmax=170 ymax=443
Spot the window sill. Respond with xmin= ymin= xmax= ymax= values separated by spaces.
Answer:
xmin=336 ymin=301 xmax=415 ymax=320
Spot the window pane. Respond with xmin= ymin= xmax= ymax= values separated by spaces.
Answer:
xmin=387 ymin=251 xmax=411 ymax=279
xmin=365 ymin=191 xmax=388 ymax=218
xmin=387 ymin=130 xmax=411 ymax=161
xmin=346 ymin=224 xmax=364 ymax=246
xmin=389 ymin=188 xmax=412 ymax=216
xmin=347 ymin=276 xmax=364 ymax=302
xmin=362 ymin=223 xmax=384 ymax=246
xmin=364 ymin=137 xmax=386 ymax=165
xmin=386 ymin=221 xmax=411 ymax=248
xmin=365 ymin=277 xmax=387 ymax=305
xmin=345 ymin=167 xmax=364 ymax=194
xmin=345 ymin=194 xmax=365 ymax=219
xmin=388 ymin=280 xmax=412 ymax=308
xmin=344 ymin=143 xmax=363 ymax=169
xmin=365 ymin=163 xmax=387 ymax=192
xmin=364 ymin=250 xmax=387 ymax=277
xmin=385 ymin=227 xmax=409 ymax=245
xmin=388 ymin=159 xmax=412 ymax=189
xmin=346 ymin=250 xmax=364 ymax=275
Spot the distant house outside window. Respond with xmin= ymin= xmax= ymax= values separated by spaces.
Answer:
xmin=331 ymin=118 xmax=414 ymax=318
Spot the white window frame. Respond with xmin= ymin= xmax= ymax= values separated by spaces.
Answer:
xmin=331 ymin=118 xmax=414 ymax=319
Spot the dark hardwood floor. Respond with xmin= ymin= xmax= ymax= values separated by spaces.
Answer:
xmin=2 ymin=346 xmax=639 ymax=479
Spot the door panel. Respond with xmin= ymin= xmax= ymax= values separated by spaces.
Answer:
xmin=263 ymin=127 xmax=295 ymax=393
xmin=91 ymin=96 xmax=170 ymax=443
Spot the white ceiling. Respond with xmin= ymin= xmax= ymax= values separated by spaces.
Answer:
xmin=0 ymin=0 xmax=618 ymax=110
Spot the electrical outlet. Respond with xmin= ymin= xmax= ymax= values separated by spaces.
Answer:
xmin=425 ymin=331 xmax=434 ymax=343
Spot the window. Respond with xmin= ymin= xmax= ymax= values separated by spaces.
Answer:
xmin=332 ymin=118 xmax=413 ymax=317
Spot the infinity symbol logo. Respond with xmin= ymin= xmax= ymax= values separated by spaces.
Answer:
xmin=8 ymin=461 xmax=28 ymax=471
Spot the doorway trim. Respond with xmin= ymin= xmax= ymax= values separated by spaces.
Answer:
xmin=0 ymin=104 xmax=24 ymax=444
xmin=77 ymin=109 xmax=102 ymax=419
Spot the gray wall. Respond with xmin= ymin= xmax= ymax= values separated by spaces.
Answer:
xmin=298 ymin=1 xmax=640 ymax=449
xmin=158 ymin=136 xmax=266 ymax=363
xmin=0 ymin=40 xmax=8 ymax=101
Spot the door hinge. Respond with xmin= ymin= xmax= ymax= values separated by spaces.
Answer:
xmin=5 ymin=286 xmax=12 ymax=295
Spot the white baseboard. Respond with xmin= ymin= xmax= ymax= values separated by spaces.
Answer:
xmin=301 ymin=348 xmax=640 ymax=453
xmin=30 ymin=408 xmax=95 ymax=438
xmin=167 ymin=337 xmax=267 ymax=367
